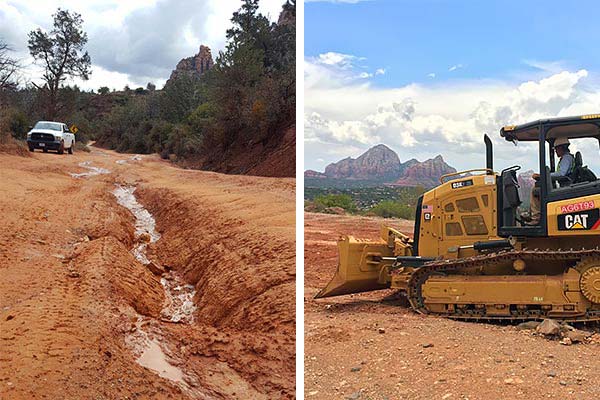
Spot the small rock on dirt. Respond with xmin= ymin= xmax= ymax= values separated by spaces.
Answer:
xmin=563 ymin=329 xmax=589 ymax=343
xmin=547 ymin=371 xmax=557 ymax=377
xmin=536 ymin=319 xmax=561 ymax=336
xmin=422 ymin=343 xmax=434 ymax=348
xmin=504 ymin=377 xmax=523 ymax=385
xmin=138 ymin=233 xmax=151 ymax=243
xmin=346 ymin=392 xmax=361 ymax=400
xmin=559 ymin=337 xmax=572 ymax=346
xmin=67 ymin=271 xmax=80 ymax=278
xmin=350 ymin=366 xmax=361 ymax=372
xmin=378 ymin=327 xmax=386 ymax=334
xmin=517 ymin=321 xmax=540 ymax=330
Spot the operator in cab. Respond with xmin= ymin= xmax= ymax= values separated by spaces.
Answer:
xmin=527 ymin=137 xmax=574 ymax=225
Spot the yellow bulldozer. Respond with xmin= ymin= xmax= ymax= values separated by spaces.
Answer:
xmin=316 ymin=114 xmax=600 ymax=321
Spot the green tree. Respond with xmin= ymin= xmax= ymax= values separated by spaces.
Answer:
xmin=160 ymin=73 xmax=204 ymax=123
xmin=28 ymin=9 xmax=91 ymax=120
xmin=313 ymin=194 xmax=357 ymax=212
xmin=98 ymin=86 xmax=110 ymax=95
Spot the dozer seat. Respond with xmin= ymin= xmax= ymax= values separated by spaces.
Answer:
xmin=571 ymin=151 xmax=597 ymax=184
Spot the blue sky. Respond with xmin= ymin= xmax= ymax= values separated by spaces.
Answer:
xmin=304 ymin=0 xmax=600 ymax=172
xmin=306 ymin=0 xmax=599 ymax=86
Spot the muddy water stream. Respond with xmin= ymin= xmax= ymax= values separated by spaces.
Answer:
xmin=70 ymin=161 xmax=111 ymax=178
xmin=112 ymin=184 xmax=201 ymax=396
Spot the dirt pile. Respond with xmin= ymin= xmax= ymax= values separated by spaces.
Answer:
xmin=0 ymin=135 xmax=31 ymax=156
xmin=72 ymin=236 xmax=165 ymax=317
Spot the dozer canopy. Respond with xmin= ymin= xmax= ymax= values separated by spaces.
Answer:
xmin=500 ymin=114 xmax=600 ymax=143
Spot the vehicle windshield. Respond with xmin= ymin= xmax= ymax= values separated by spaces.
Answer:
xmin=34 ymin=122 xmax=62 ymax=131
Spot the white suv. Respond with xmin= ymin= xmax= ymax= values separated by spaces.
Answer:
xmin=26 ymin=121 xmax=75 ymax=154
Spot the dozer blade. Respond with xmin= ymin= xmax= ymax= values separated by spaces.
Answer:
xmin=314 ymin=235 xmax=394 ymax=298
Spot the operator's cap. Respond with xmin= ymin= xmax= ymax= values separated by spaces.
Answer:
xmin=555 ymin=137 xmax=571 ymax=147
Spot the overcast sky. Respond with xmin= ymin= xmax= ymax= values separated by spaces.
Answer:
xmin=0 ymin=0 xmax=285 ymax=91
xmin=305 ymin=0 xmax=600 ymax=173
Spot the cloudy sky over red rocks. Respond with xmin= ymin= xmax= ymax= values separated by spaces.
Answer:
xmin=0 ymin=0 xmax=286 ymax=90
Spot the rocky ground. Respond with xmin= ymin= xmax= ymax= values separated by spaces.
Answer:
xmin=0 ymin=147 xmax=295 ymax=399
xmin=304 ymin=212 xmax=600 ymax=400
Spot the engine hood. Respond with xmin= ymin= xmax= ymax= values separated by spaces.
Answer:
xmin=29 ymin=129 xmax=64 ymax=137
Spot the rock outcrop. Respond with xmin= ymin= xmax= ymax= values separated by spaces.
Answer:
xmin=304 ymin=169 xmax=326 ymax=179
xmin=166 ymin=45 xmax=214 ymax=85
xmin=392 ymin=155 xmax=456 ymax=188
xmin=278 ymin=1 xmax=295 ymax=25
xmin=323 ymin=144 xmax=402 ymax=181
xmin=306 ymin=144 xmax=456 ymax=188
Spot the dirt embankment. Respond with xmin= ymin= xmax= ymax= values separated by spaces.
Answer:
xmin=177 ymin=124 xmax=296 ymax=178
xmin=305 ymin=212 xmax=600 ymax=400
xmin=0 ymin=149 xmax=295 ymax=399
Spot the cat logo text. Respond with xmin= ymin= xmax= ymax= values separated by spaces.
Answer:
xmin=557 ymin=208 xmax=600 ymax=231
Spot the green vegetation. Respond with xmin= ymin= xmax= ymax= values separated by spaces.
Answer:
xmin=304 ymin=185 xmax=424 ymax=219
xmin=310 ymin=194 xmax=357 ymax=213
xmin=368 ymin=200 xmax=415 ymax=219
xmin=27 ymin=9 xmax=91 ymax=120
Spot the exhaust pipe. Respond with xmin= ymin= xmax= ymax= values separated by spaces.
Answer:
xmin=484 ymin=134 xmax=493 ymax=174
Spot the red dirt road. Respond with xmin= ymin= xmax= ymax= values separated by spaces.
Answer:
xmin=0 ymin=147 xmax=295 ymax=399
xmin=304 ymin=212 xmax=600 ymax=400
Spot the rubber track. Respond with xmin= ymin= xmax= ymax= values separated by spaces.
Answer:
xmin=406 ymin=247 xmax=600 ymax=322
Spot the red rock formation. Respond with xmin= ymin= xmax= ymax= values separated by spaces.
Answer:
xmin=304 ymin=169 xmax=326 ymax=178
xmin=306 ymin=145 xmax=457 ymax=187
xmin=323 ymin=144 xmax=402 ymax=180
xmin=392 ymin=155 xmax=456 ymax=188
xmin=166 ymin=45 xmax=214 ymax=85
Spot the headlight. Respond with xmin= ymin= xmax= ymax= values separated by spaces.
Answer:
xmin=27 ymin=132 xmax=31 ymax=139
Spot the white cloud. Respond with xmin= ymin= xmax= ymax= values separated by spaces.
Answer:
xmin=0 ymin=0 xmax=286 ymax=90
xmin=375 ymin=68 xmax=386 ymax=75
xmin=523 ymin=59 xmax=567 ymax=74
xmin=427 ymin=72 xmax=436 ymax=78
xmin=448 ymin=63 xmax=463 ymax=72
xmin=305 ymin=52 xmax=600 ymax=173
xmin=316 ymin=52 xmax=357 ymax=68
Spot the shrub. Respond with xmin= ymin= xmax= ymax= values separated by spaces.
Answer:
xmin=0 ymin=108 xmax=30 ymax=140
xmin=312 ymin=194 xmax=356 ymax=213
xmin=368 ymin=200 xmax=414 ymax=219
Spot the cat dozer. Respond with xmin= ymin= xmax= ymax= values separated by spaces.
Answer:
xmin=316 ymin=114 xmax=600 ymax=321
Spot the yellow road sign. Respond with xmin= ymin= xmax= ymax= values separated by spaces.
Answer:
xmin=70 ymin=125 xmax=78 ymax=134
